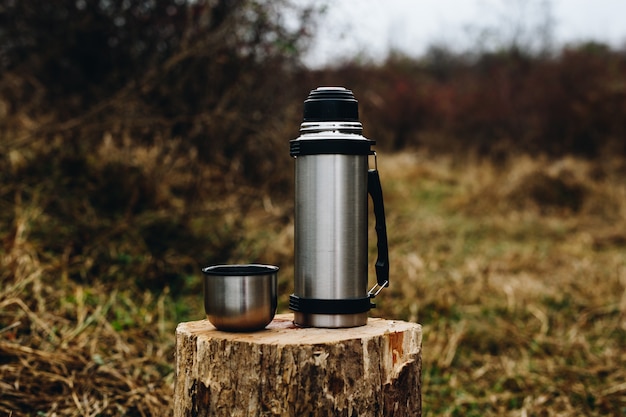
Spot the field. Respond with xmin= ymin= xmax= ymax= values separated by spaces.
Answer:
xmin=379 ymin=152 xmax=626 ymax=416
xmin=1 ymin=141 xmax=625 ymax=415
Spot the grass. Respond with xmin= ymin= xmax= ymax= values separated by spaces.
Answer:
xmin=377 ymin=152 xmax=626 ymax=416
xmin=1 ymin=137 xmax=625 ymax=415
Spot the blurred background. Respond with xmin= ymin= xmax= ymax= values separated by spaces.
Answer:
xmin=302 ymin=0 xmax=626 ymax=67
xmin=1 ymin=0 xmax=625 ymax=415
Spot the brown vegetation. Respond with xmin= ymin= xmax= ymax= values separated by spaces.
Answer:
xmin=307 ymin=43 xmax=626 ymax=158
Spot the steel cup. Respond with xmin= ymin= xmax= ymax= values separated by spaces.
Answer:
xmin=202 ymin=264 xmax=278 ymax=332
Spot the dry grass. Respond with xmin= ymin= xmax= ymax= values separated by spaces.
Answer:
xmin=376 ymin=152 xmax=626 ymax=416
xmin=1 ymin=140 xmax=625 ymax=415
xmin=0 ymin=209 xmax=174 ymax=415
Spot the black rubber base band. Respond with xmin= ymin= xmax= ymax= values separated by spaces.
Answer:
xmin=289 ymin=294 xmax=374 ymax=315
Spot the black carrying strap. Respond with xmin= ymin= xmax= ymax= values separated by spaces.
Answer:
xmin=368 ymin=168 xmax=389 ymax=292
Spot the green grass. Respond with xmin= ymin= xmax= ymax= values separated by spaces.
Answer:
xmin=376 ymin=153 xmax=626 ymax=416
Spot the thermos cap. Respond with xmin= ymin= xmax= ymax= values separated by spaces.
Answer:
xmin=303 ymin=87 xmax=359 ymax=122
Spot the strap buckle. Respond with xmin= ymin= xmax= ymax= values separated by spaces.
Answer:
xmin=368 ymin=281 xmax=389 ymax=298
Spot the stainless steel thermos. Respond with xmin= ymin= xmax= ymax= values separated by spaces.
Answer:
xmin=289 ymin=87 xmax=389 ymax=328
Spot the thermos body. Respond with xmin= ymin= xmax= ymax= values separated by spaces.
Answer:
xmin=294 ymin=152 xmax=369 ymax=328
xmin=289 ymin=87 xmax=389 ymax=328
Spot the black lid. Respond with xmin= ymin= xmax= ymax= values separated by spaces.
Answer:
xmin=303 ymin=87 xmax=359 ymax=122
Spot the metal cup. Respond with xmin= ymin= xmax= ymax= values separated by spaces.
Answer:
xmin=202 ymin=264 xmax=278 ymax=332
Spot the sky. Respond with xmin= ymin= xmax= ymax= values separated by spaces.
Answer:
xmin=299 ymin=0 xmax=626 ymax=67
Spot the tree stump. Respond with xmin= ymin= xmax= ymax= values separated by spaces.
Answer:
xmin=174 ymin=313 xmax=422 ymax=417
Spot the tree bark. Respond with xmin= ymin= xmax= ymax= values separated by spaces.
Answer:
xmin=174 ymin=313 xmax=422 ymax=417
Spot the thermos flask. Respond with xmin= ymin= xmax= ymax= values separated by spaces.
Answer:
xmin=289 ymin=87 xmax=389 ymax=328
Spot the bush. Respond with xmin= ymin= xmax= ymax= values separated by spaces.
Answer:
xmin=0 ymin=0 xmax=318 ymax=291
xmin=302 ymin=43 xmax=626 ymax=158
xmin=0 ymin=0 xmax=317 ymax=172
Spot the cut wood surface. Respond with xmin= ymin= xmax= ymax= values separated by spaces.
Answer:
xmin=174 ymin=313 xmax=422 ymax=417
